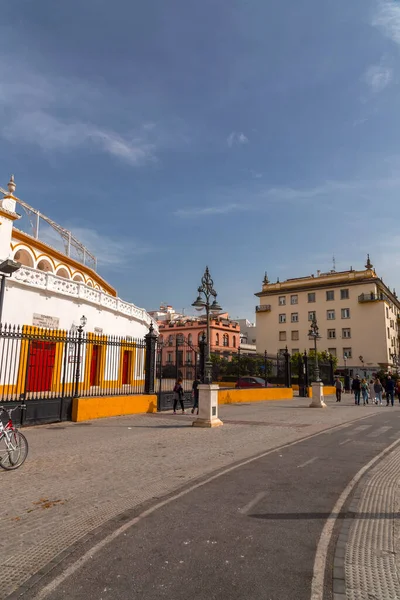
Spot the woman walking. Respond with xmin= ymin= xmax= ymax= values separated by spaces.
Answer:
xmin=374 ymin=378 xmax=383 ymax=406
xmin=369 ymin=379 xmax=376 ymax=405
xmin=173 ymin=378 xmax=185 ymax=414
xmin=361 ymin=378 xmax=369 ymax=405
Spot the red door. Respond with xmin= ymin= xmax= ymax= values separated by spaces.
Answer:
xmin=90 ymin=346 xmax=100 ymax=387
xmin=122 ymin=351 xmax=131 ymax=385
xmin=26 ymin=341 xmax=56 ymax=393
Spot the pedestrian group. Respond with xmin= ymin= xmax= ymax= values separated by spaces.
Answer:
xmin=334 ymin=374 xmax=400 ymax=406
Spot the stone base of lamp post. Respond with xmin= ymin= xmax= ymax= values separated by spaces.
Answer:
xmin=192 ymin=384 xmax=223 ymax=428
xmin=309 ymin=381 xmax=327 ymax=408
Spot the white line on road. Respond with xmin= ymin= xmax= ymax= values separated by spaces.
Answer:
xmin=297 ymin=457 xmax=318 ymax=468
xmin=339 ymin=439 xmax=352 ymax=446
xmin=31 ymin=411 xmax=383 ymax=600
xmin=367 ymin=426 xmax=392 ymax=438
xmin=310 ymin=437 xmax=400 ymax=600
xmin=352 ymin=425 xmax=372 ymax=433
xmin=239 ymin=492 xmax=266 ymax=515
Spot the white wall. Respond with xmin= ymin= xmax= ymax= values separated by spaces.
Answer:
xmin=3 ymin=271 xmax=154 ymax=340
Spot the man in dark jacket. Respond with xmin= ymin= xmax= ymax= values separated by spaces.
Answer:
xmin=386 ymin=375 xmax=395 ymax=406
xmin=352 ymin=375 xmax=361 ymax=405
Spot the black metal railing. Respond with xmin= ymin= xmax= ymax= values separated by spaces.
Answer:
xmin=358 ymin=292 xmax=387 ymax=303
xmin=256 ymin=305 xmax=272 ymax=312
xmin=0 ymin=324 xmax=147 ymax=403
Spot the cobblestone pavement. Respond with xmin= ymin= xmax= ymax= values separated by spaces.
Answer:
xmin=336 ymin=440 xmax=400 ymax=599
xmin=0 ymin=394 xmax=383 ymax=598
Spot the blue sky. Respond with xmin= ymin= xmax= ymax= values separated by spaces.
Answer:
xmin=1 ymin=0 xmax=400 ymax=320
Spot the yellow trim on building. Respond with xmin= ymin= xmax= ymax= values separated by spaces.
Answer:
xmin=218 ymin=387 xmax=293 ymax=404
xmin=72 ymin=394 xmax=157 ymax=421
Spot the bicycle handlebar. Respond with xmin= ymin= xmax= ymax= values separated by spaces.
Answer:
xmin=0 ymin=404 xmax=26 ymax=418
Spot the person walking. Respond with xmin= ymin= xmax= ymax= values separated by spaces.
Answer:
xmin=385 ymin=375 xmax=395 ymax=406
xmin=173 ymin=378 xmax=185 ymax=414
xmin=374 ymin=378 xmax=383 ymax=406
xmin=334 ymin=376 xmax=343 ymax=402
xmin=191 ymin=376 xmax=200 ymax=415
xmin=361 ymin=378 xmax=369 ymax=405
xmin=396 ymin=379 xmax=400 ymax=404
xmin=352 ymin=374 xmax=361 ymax=405
xmin=369 ymin=379 xmax=376 ymax=405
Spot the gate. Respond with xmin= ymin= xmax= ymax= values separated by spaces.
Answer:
xmin=156 ymin=334 xmax=204 ymax=411
xmin=0 ymin=324 xmax=147 ymax=426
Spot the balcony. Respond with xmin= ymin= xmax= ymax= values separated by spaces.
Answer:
xmin=256 ymin=305 xmax=271 ymax=312
xmin=358 ymin=293 xmax=388 ymax=303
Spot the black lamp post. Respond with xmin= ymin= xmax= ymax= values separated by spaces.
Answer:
xmin=74 ymin=315 xmax=87 ymax=398
xmin=0 ymin=259 xmax=21 ymax=323
xmin=192 ymin=267 xmax=222 ymax=384
xmin=308 ymin=316 xmax=321 ymax=382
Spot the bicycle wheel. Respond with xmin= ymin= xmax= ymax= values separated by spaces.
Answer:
xmin=0 ymin=430 xmax=28 ymax=470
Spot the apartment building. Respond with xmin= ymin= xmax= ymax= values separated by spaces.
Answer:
xmin=255 ymin=257 xmax=400 ymax=374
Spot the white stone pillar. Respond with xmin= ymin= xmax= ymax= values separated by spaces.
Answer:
xmin=309 ymin=381 xmax=327 ymax=408
xmin=192 ymin=383 xmax=223 ymax=428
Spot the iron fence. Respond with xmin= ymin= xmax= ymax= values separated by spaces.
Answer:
xmin=0 ymin=324 xmax=146 ymax=404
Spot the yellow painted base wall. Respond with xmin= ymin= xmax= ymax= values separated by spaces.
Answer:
xmin=218 ymin=387 xmax=293 ymax=404
xmin=72 ymin=394 xmax=158 ymax=422
xmin=218 ymin=381 xmax=235 ymax=388
xmin=306 ymin=385 xmax=335 ymax=398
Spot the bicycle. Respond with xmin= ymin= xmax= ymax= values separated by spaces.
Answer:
xmin=0 ymin=404 xmax=28 ymax=470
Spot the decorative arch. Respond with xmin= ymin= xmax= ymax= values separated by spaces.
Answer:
xmin=94 ymin=284 xmax=100 ymax=290
xmin=72 ymin=273 xmax=85 ymax=283
xmin=13 ymin=247 xmax=34 ymax=268
xmin=37 ymin=257 xmax=54 ymax=273
xmin=86 ymin=279 xmax=94 ymax=287
xmin=56 ymin=267 xmax=70 ymax=279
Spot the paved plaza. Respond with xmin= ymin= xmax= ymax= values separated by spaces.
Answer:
xmin=1 ymin=394 xmax=400 ymax=599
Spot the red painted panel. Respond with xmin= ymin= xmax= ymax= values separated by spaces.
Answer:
xmin=90 ymin=345 xmax=100 ymax=387
xmin=26 ymin=341 xmax=56 ymax=393
xmin=122 ymin=350 xmax=131 ymax=385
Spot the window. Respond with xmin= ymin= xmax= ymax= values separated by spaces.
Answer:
xmin=342 ymin=328 xmax=351 ymax=339
xmin=341 ymin=308 xmax=350 ymax=319
xmin=343 ymin=347 xmax=352 ymax=359
xmin=188 ymin=334 xmax=192 ymax=345
xmin=388 ymin=327 xmax=390 ymax=340
xmin=187 ymin=352 xmax=192 ymax=364
xmin=223 ymin=334 xmax=229 ymax=347
xmin=308 ymin=293 xmax=316 ymax=303
xmin=167 ymin=352 xmax=173 ymax=363
xmin=290 ymin=295 xmax=298 ymax=305
xmin=279 ymin=296 xmax=286 ymax=306
xmin=328 ymin=329 xmax=336 ymax=339
xmin=327 ymin=310 xmax=335 ymax=320
xmin=215 ymin=333 xmax=219 ymax=346
xmin=168 ymin=335 xmax=174 ymax=346
xmin=326 ymin=290 xmax=335 ymax=301
xmin=279 ymin=314 xmax=286 ymax=323
xmin=291 ymin=313 xmax=299 ymax=323
xmin=328 ymin=348 xmax=337 ymax=357
xmin=340 ymin=289 xmax=349 ymax=300
xmin=291 ymin=330 xmax=299 ymax=341
xmin=233 ymin=335 xmax=236 ymax=348
xmin=308 ymin=311 xmax=316 ymax=321
xmin=386 ymin=307 xmax=389 ymax=318
xmin=292 ymin=348 xmax=299 ymax=354
xmin=279 ymin=349 xmax=286 ymax=355
xmin=279 ymin=331 xmax=287 ymax=341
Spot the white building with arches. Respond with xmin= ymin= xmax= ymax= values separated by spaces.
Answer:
xmin=0 ymin=175 xmax=154 ymax=338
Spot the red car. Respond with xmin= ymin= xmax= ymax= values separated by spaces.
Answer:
xmin=235 ymin=377 xmax=266 ymax=388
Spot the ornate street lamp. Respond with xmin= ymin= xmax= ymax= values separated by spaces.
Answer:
xmin=192 ymin=267 xmax=222 ymax=384
xmin=308 ymin=316 xmax=321 ymax=382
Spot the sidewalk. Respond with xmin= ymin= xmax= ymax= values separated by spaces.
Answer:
xmin=334 ymin=442 xmax=400 ymax=599
xmin=0 ymin=395 xmax=382 ymax=598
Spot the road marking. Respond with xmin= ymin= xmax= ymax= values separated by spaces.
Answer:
xmin=297 ymin=457 xmax=318 ymax=468
xmin=339 ymin=439 xmax=352 ymax=446
xmin=31 ymin=411 xmax=384 ymax=600
xmin=352 ymin=425 xmax=372 ymax=433
xmin=367 ymin=426 xmax=392 ymax=438
xmin=310 ymin=437 xmax=400 ymax=600
xmin=239 ymin=492 xmax=266 ymax=514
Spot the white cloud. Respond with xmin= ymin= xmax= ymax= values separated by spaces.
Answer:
xmin=364 ymin=64 xmax=393 ymax=92
xmin=372 ymin=1 xmax=400 ymax=45
xmin=175 ymin=203 xmax=242 ymax=218
xmin=0 ymin=64 xmax=159 ymax=166
xmin=227 ymin=131 xmax=249 ymax=147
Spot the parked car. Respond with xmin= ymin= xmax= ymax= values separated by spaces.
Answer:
xmin=235 ymin=376 xmax=266 ymax=388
